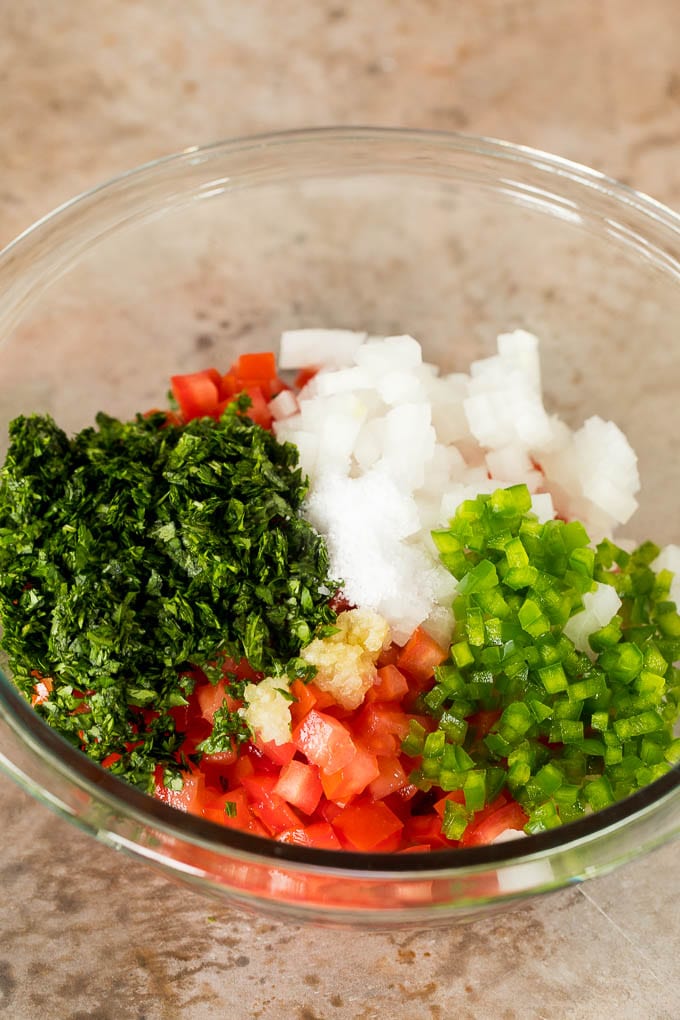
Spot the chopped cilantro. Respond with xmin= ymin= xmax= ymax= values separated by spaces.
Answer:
xmin=0 ymin=405 xmax=337 ymax=790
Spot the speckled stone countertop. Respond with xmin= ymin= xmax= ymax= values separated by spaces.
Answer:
xmin=1 ymin=3 xmax=680 ymax=1018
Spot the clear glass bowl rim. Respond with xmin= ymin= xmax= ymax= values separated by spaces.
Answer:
xmin=0 ymin=125 xmax=678 ymax=881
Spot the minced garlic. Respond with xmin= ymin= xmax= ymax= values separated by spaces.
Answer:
xmin=240 ymin=675 xmax=293 ymax=746
xmin=300 ymin=608 xmax=390 ymax=710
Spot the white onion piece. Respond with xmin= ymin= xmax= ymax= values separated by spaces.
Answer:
xmin=273 ymin=328 xmax=639 ymax=644
xmin=563 ymin=583 xmax=622 ymax=652
xmin=279 ymin=329 xmax=367 ymax=370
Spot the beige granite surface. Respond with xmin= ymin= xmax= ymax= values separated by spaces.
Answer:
xmin=1 ymin=2 xmax=680 ymax=1018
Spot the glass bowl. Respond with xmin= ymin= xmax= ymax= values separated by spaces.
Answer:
xmin=0 ymin=127 xmax=678 ymax=929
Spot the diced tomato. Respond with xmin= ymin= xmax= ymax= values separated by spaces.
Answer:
xmin=305 ymin=682 xmax=337 ymax=711
xmin=293 ymin=365 xmax=319 ymax=390
xmin=154 ymin=767 xmax=206 ymax=814
xmin=392 ymin=781 xmax=420 ymax=803
xmin=194 ymin=678 xmax=246 ymax=726
xmin=202 ymin=787 xmax=268 ymax=836
xmin=100 ymin=752 xmax=122 ymax=769
xmin=273 ymin=760 xmax=323 ymax=815
xmin=233 ymin=351 xmax=277 ymax=384
xmin=219 ymin=371 xmax=240 ymax=398
xmin=370 ymin=830 xmax=405 ymax=853
xmin=231 ymin=751 xmax=256 ymax=784
xmin=199 ymin=749 xmax=238 ymax=788
xmin=171 ymin=369 xmax=222 ymax=421
xmin=402 ymin=812 xmax=453 ymax=849
xmin=368 ymin=756 xmax=409 ymax=800
xmin=230 ymin=352 xmax=287 ymax=399
xmin=290 ymin=678 xmax=317 ymax=725
xmin=333 ymin=799 xmax=404 ymax=852
xmin=376 ymin=643 xmax=400 ymax=668
xmin=318 ymin=799 xmax=344 ymax=825
xmin=240 ymin=386 xmax=273 ymax=429
xmin=240 ymin=742 xmax=279 ymax=777
xmin=223 ymin=656 xmax=262 ymax=682
xmin=276 ymin=821 xmax=342 ymax=850
xmin=365 ymin=665 xmax=409 ymax=703
xmin=256 ymin=737 xmax=297 ymax=767
xmin=461 ymin=800 xmax=529 ymax=847
xmin=352 ymin=703 xmax=414 ymax=757
xmin=396 ymin=627 xmax=448 ymax=688
xmin=320 ymin=745 xmax=380 ymax=804
xmin=241 ymin=774 xmax=303 ymax=835
xmin=31 ymin=676 xmax=53 ymax=707
xmin=292 ymin=710 xmax=356 ymax=773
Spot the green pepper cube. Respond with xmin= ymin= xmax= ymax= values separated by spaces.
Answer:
xmin=588 ymin=619 xmax=623 ymax=652
xmin=441 ymin=799 xmax=471 ymax=840
xmin=643 ymin=645 xmax=668 ymax=675
xmin=438 ymin=711 xmax=468 ymax=745
xmin=463 ymin=770 xmax=487 ymax=812
xmin=431 ymin=529 xmax=462 ymax=555
xmin=484 ymin=732 xmax=513 ymax=758
xmin=483 ymin=618 xmax=503 ymax=646
xmin=635 ymin=670 xmax=666 ymax=707
xmin=525 ymin=801 xmax=561 ymax=833
xmin=613 ymin=710 xmax=665 ymax=741
xmin=465 ymin=608 xmax=486 ymax=648
xmin=570 ymin=550 xmax=595 ymax=583
xmin=489 ymin=484 xmax=532 ymax=516
xmin=639 ymin=737 xmax=666 ymax=765
xmin=528 ymin=699 xmax=553 ymax=723
xmin=576 ymin=737 xmax=606 ymax=755
xmin=451 ymin=745 xmax=475 ymax=771
xmin=533 ymin=762 xmax=564 ymax=796
xmin=553 ymin=698 xmax=582 ymax=720
xmin=538 ymin=662 xmax=568 ymax=694
xmin=508 ymin=759 xmax=531 ymax=791
xmin=632 ymin=540 xmax=661 ymax=566
xmin=664 ymin=738 xmax=680 ymax=765
xmin=423 ymin=685 xmax=449 ymax=713
xmin=451 ymin=641 xmax=475 ymax=669
xmin=591 ymin=711 xmax=609 ymax=732
xmin=423 ymin=730 xmax=446 ymax=759
xmin=438 ymin=769 xmax=466 ymax=792
xmin=458 ymin=559 xmax=499 ymax=595
xmin=549 ymin=719 xmax=584 ymax=744
xmin=421 ymin=757 xmax=441 ymax=779
xmin=505 ymin=537 xmax=529 ymax=569
xmin=562 ymin=520 xmax=590 ymax=552
xmin=519 ymin=598 xmax=551 ymax=638
xmin=504 ymin=565 xmax=539 ymax=591
xmin=500 ymin=701 xmax=533 ymax=738
xmin=604 ymin=744 xmax=623 ymax=765
xmin=433 ymin=664 xmax=466 ymax=694
xmin=656 ymin=609 xmax=680 ymax=638
xmin=440 ymin=551 xmax=468 ymax=575
xmin=402 ymin=719 xmax=426 ymax=756
xmin=584 ymin=776 xmax=615 ymax=811
xmin=567 ymin=671 xmax=607 ymax=702
xmin=485 ymin=767 xmax=506 ymax=802
xmin=600 ymin=642 xmax=644 ymax=685
xmin=638 ymin=763 xmax=670 ymax=786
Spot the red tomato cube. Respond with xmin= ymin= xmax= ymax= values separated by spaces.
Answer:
xmin=293 ymin=710 xmax=356 ymax=773
xmin=273 ymin=760 xmax=323 ymax=816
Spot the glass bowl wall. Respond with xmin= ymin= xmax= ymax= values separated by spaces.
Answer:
xmin=0 ymin=128 xmax=678 ymax=927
